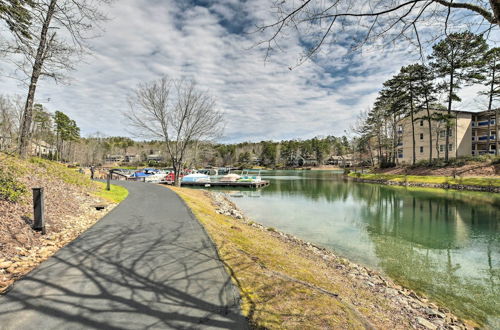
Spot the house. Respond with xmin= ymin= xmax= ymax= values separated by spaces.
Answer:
xmin=105 ymin=154 xmax=125 ymax=163
xmin=124 ymin=154 xmax=140 ymax=163
xmin=326 ymin=155 xmax=354 ymax=167
xmin=396 ymin=108 xmax=498 ymax=163
xmin=31 ymin=141 xmax=56 ymax=157
xmin=146 ymin=154 xmax=163 ymax=162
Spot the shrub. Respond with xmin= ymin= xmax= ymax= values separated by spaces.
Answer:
xmin=0 ymin=169 xmax=27 ymax=203
xmin=379 ymin=161 xmax=396 ymax=169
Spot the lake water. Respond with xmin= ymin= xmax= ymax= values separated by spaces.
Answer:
xmin=213 ymin=170 xmax=499 ymax=327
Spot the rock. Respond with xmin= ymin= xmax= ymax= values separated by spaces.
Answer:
xmin=416 ymin=317 xmax=437 ymax=330
xmin=424 ymin=308 xmax=445 ymax=319
xmin=0 ymin=261 xmax=13 ymax=269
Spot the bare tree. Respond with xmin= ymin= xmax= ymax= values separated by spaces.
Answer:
xmin=125 ymin=77 xmax=224 ymax=186
xmin=5 ymin=0 xmax=111 ymax=158
xmin=259 ymin=1 xmax=499 ymax=66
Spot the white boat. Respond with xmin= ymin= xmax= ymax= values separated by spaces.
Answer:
xmin=237 ymin=170 xmax=262 ymax=183
xmin=181 ymin=173 xmax=211 ymax=183
xmin=219 ymin=173 xmax=241 ymax=182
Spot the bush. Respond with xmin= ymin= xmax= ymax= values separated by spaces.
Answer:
xmin=0 ymin=169 xmax=27 ymax=203
xmin=379 ymin=161 xmax=396 ymax=169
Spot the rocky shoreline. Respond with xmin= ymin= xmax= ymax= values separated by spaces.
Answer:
xmin=210 ymin=192 xmax=473 ymax=330
xmin=350 ymin=176 xmax=500 ymax=193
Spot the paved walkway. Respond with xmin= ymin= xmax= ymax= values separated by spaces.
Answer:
xmin=0 ymin=181 xmax=247 ymax=329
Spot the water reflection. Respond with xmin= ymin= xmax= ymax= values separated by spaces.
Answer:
xmin=223 ymin=171 xmax=499 ymax=327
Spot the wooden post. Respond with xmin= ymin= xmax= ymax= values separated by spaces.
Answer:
xmin=106 ymin=171 xmax=111 ymax=191
xmin=32 ymin=188 xmax=45 ymax=234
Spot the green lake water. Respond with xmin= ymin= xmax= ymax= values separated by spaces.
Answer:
xmin=215 ymin=170 xmax=499 ymax=327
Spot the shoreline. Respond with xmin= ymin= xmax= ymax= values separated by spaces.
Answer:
xmin=348 ymin=173 xmax=500 ymax=193
xmin=170 ymin=186 xmax=477 ymax=329
xmin=210 ymin=192 xmax=477 ymax=329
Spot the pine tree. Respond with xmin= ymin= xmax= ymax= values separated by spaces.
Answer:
xmin=429 ymin=31 xmax=488 ymax=161
xmin=480 ymin=47 xmax=500 ymax=155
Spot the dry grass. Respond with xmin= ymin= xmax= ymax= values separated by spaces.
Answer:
xmin=169 ymin=186 xmax=425 ymax=329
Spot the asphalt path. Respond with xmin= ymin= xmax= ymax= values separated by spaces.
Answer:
xmin=0 ymin=181 xmax=247 ymax=329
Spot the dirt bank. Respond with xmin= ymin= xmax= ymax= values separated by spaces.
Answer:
xmin=0 ymin=155 xmax=122 ymax=293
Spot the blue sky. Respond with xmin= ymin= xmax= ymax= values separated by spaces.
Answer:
xmin=0 ymin=0 xmax=496 ymax=143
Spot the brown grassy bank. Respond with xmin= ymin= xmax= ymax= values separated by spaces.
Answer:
xmin=169 ymin=186 xmax=475 ymax=330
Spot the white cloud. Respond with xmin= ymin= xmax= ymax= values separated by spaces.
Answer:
xmin=0 ymin=0 xmax=494 ymax=143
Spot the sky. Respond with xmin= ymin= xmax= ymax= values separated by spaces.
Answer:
xmin=0 ymin=0 xmax=497 ymax=143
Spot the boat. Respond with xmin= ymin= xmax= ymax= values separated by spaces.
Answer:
xmin=181 ymin=173 xmax=211 ymax=183
xmin=219 ymin=173 xmax=241 ymax=182
xmin=237 ymin=169 xmax=262 ymax=183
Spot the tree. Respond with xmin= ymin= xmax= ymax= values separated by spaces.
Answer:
xmin=54 ymin=110 xmax=79 ymax=161
xmin=260 ymin=141 xmax=278 ymax=167
xmin=429 ymin=31 xmax=488 ymax=161
xmin=260 ymin=1 xmax=498 ymax=65
xmin=11 ymin=0 xmax=110 ymax=158
xmin=480 ymin=47 xmax=500 ymax=155
xmin=412 ymin=64 xmax=438 ymax=162
xmin=125 ymin=77 xmax=223 ymax=186
xmin=0 ymin=0 xmax=33 ymax=39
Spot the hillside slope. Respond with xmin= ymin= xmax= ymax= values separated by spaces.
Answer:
xmin=0 ymin=154 xmax=127 ymax=292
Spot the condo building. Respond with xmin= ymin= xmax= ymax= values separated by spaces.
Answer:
xmin=397 ymin=109 xmax=498 ymax=163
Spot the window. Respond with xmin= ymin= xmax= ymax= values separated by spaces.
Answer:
xmin=420 ymin=146 xmax=424 ymax=153
xmin=439 ymin=129 xmax=453 ymax=138
xmin=420 ymin=120 xmax=424 ymax=126
xmin=439 ymin=145 xmax=444 ymax=152
xmin=448 ymin=144 xmax=453 ymax=151
xmin=419 ymin=133 xmax=424 ymax=140
xmin=398 ymin=149 xmax=403 ymax=158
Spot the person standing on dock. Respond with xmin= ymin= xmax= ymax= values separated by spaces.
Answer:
xmin=90 ymin=165 xmax=95 ymax=180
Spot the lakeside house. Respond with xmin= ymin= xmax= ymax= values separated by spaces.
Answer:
xmin=146 ymin=153 xmax=163 ymax=162
xmin=31 ymin=141 xmax=57 ymax=157
xmin=396 ymin=108 xmax=498 ymax=163
xmin=105 ymin=154 xmax=140 ymax=164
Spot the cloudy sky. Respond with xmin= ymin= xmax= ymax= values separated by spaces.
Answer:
xmin=0 ymin=0 xmax=496 ymax=143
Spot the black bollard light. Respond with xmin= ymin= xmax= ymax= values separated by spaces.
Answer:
xmin=106 ymin=171 xmax=111 ymax=191
xmin=32 ymin=188 xmax=46 ymax=234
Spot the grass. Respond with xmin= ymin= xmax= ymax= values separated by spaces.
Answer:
xmin=168 ymin=186 xmax=429 ymax=329
xmin=93 ymin=182 xmax=129 ymax=203
xmin=349 ymin=172 xmax=500 ymax=187
xmin=28 ymin=157 xmax=95 ymax=188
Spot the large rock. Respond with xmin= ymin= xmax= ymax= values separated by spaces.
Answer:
xmin=416 ymin=317 xmax=437 ymax=330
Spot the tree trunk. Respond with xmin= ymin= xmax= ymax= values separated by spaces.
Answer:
xmin=425 ymin=98 xmax=433 ymax=162
xmin=173 ymin=161 xmax=181 ymax=187
xmin=495 ymin=109 xmax=499 ymax=156
xmin=487 ymin=63 xmax=495 ymax=155
xmin=445 ymin=70 xmax=455 ymax=162
xmin=490 ymin=0 xmax=500 ymax=24
xmin=18 ymin=0 xmax=57 ymax=158
xmin=410 ymin=82 xmax=416 ymax=165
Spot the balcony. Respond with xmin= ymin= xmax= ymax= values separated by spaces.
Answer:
xmin=473 ymin=135 xmax=496 ymax=141
xmin=473 ymin=120 xmax=496 ymax=127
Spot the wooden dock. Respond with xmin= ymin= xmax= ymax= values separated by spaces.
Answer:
xmin=177 ymin=180 xmax=270 ymax=188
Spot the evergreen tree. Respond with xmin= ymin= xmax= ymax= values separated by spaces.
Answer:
xmin=480 ymin=47 xmax=500 ymax=155
xmin=411 ymin=64 xmax=438 ymax=162
xmin=429 ymin=31 xmax=488 ymax=161
xmin=0 ymin=0 xmax=33 ymax=39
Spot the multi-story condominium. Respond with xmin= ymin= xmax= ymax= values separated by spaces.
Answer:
xmin=397 ymin=109 xmax=498 ymax=163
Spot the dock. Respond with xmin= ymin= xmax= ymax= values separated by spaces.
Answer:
xmin=176 ymin=180 xmax=270 ymax=188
